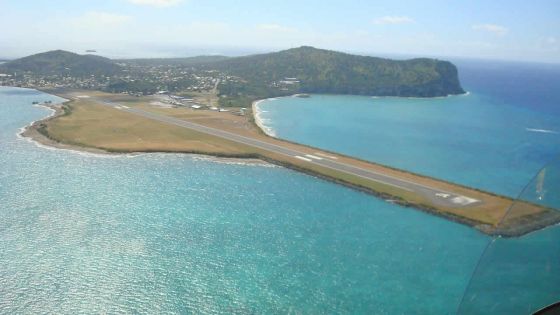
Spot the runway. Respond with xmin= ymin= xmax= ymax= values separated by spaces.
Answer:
xmin=94 ymin=98 xmax=481 ymax=208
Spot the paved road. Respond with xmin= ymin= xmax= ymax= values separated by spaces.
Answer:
xmin=95 ymin=98 xmax=481 ymax=208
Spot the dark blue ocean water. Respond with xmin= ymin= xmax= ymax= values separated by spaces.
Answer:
xmin=456 ymin=59 xmax=560 ymax=116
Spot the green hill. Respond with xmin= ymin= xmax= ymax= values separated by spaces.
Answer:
xmin=212 ymin=46 xmax=465 ymax=99
xmin=1 ymin=47 xmax=465 ymax=101
xmin=0 ymin=50 xmax=122 ymax=77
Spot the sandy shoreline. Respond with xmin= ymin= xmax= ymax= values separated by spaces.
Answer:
xmin=251 ymin=91 xmax=471 ymax=137
xmin=251 ymin=98 xmax=277 ymax=137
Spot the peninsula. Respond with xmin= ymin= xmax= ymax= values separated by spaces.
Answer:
xmin=3 ymin=47 xmax=558 ymax=236
xmin=22 ymin=89 xmax=560 ymax=237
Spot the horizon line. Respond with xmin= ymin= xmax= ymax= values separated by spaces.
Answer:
xmin=1 ymin=46 xmax=559 ymax=66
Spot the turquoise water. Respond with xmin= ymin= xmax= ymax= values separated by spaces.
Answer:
xmin=253 ymin=60 xmax=560 ymax=313
xmin=2 ymin=84 xmax=559 ymax=314
xmin=0 ymin=87 xmax=491 ymax=313
xmin=257 ymin=61 xmax=560 ymax=197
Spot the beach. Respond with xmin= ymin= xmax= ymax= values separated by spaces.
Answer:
xmin=252 ymin=98 xmax=277 ymax=137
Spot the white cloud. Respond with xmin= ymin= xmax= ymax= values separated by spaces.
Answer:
xmin=373 ymin=16 xmax=414 ymax=25
xmin=70 ymin=11 xmax=132 ymax=29
xmin=472 ymin=24 xmax=508 ymax=36
xmin=126 ymin=0 xmax=183 ymax=7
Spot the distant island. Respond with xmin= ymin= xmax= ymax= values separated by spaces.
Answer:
xmin=0 ymin=46 xmax=465 ymax=107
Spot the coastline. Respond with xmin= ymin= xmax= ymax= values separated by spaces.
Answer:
xmin=372 ymin=90 xmax=470 ymax=100
xmin=252 ymin=91 xmax=471 ymax=138
xmin=19 ymin=101 xmax=119 ymax=156
xmin=14 ymin=87 xmax=560 ymax=237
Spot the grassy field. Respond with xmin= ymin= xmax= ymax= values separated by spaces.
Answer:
xmin=34 ymin=89 xmax=559 ymax=236
xmin=44 ymin=100 xmax=256 ymax=155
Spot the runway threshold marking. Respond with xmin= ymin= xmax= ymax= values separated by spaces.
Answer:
xmin=305 ymin=154 xmax=323 ymax=160
xmin=295 ymin=155 xmax=313 ymax=162
xmin=314 ymin=152 xmax=338 ymax=159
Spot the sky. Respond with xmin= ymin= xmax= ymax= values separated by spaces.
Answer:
xmin=0 ymin=0 xmax=559 ymax=63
